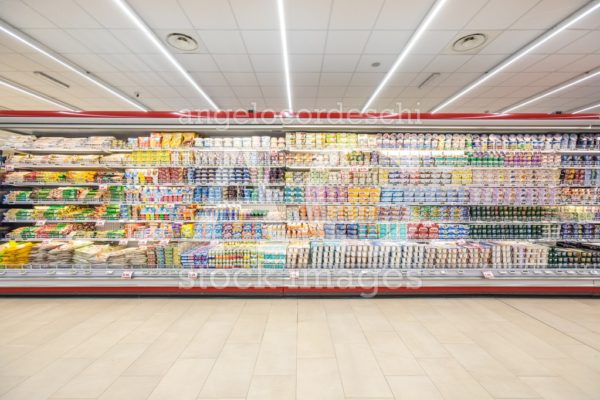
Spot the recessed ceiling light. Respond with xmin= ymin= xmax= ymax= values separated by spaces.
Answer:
xmin=0 ymin=76 xmax=79 ymax=111
xmin=452 ymin=33 xmax=487 ymax=52
xmin=0 ymin=20 xmax=148 ymax=111
xmin=418 ymin=72 xmax=440 ymax=89
xmin=572 ymin=102 xmax=600 ymax=114
xmin=500 ymin=69 xmax=600 ymax=113
xmin=361 ymin=0 xmax=448 ymax=113
xmin=33 ymin=71 xmax=70 ymax=89
xmin=166 ymin=33 xmax=198 ymax=51
xmin=113 ymin=0 xmax=218 ymax=111
xmin=371 ymin=62 xmax=381 ymax=68
xmin=431 ymin=0 xmax=600 ymax=113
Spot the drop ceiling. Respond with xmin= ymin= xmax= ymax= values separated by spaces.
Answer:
xmin=0 ymin=0 xmax=599 ymax=113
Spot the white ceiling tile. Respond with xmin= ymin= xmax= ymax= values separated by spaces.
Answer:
xmin=355 ymin=54 xmax=397 ymax=72
xmin=123 ymin=71 xmax=167 ymax=86
xmin=412 ymin=30 xmax=461 ymax=55
xmin=374 ymin=0 xmax=433 ymax=30
xmin=457 ymin=54 xmax=505 ymax=73
xmin=557 ymin=31 xmax=600 ymax=55
xmin=318 ymin=86 xmax=347 ymax=97
xmin=93 ymin=71 xmax=136 ymax=86
xmin=138 ymin=85 xmax=180 ymax=98
xmin=295 ymin=98 xmax=316 ymax=109
xmin=238 ymin=98 xmax=265 ymax=109
xmin=229 ymin=0 xmax=278 ymax=29
xmin=398 ymin=55 xmax=435 ymax=73
xmin=292 ymin=73 xmax=320 ymax=86
xmin=479 ymin=30 xmax=544 ymax=55
xmin=287 ymin=0 xmax=332 ymax=29
xmin=433 ymin=0 xmax=488 ymax=29
xmin=529 ymin=29 xmax=588 ymax=55
xmin=363 ymin=30 xmax=411 ymax=54
xmin=0 ymin=0 xmax=54 ymax=28
xmin=109 ymin=29 xmax=161 ymax=54
xmin=288 ymin=31 xmax=327 ymax=54
xmin=423 ymin=54 xmax=470 ymax=73
xmin=16 ymin=52 xmax=70 ymax=72
xmin=290 ymin=55 xmax=323 ymax=72
xmin=255 ymin=72 xmax=283 ymax=86
xmin=67 ymin=30 xmax=131 ymax=54
xmin=192 ymin=72 xmax=228 ymax=86
xmin=249 ymin=55 xmax=283 ymax=72
xmin=25 ymin=0 xmax=101 ymax=28
xmin=197 ymin=31 xmax=246 ymax=54
xmin=295 ymin=86 xmax=318 ymax=97
xmin=344 ymin=86 xmax=374 ymax=97
xmin=526 ymin=54 xmax=586 ymax=73
xmin=436 ymin=72 xmax=480 ymax=87
xmin=75 ymin=0 xmax=132 ymax=29
xmin=176 ymin=54 xmax=219 ymax=72
xmin=206 ymin=86 xmax=236 ymax=97
xmin=232 ymin=86 xmax=262 ymax=99
xmin=100 ymin=54 xmax=152 ymax=72
xmin=530 ymin=72 xmax=581 ymax=87
xmin=329 ymin=0 xmax=384 ymax=30
xmin=325 ymin=31 xmax=370 ymax=54
xmin=387 ymin=72 xmax=419 ymax=87
xmin=503 ymin=54 xmax=546 ymax=71
xmin=1 ymin=54 xmax=43 ymax=72
xmin=261 ymin=86 xmax=283 ymax=97
xmin=322 ymin=55 xmax=360 ymax=72
xmin=349 ymin=72 xmax=385 ymax=86
xmin=126 ymin=0 xmax=193 ymax=29
xmin=136 ymin=54 xmax=178 ymax=72
xmin=319 ymin=72 xmax=352 ymax=86
xmin=561 ymin=54 xmax=600 ymax=73
xmin=224 ymin=72 xmax=258 ymax=86
xmin=264 ymin=97 xmax=287 ymax=109
xmin=496 ymin=72 xmax=546 ymax=87
xmin=178 ymin=0 xmax=237 ymax=29
xmin=511 ymin=0 xmax=589 ymax=29
xmin=21 ymin=29 xmax=90 ymax=54
xmin=213 ymin=54 xmax=253 ymax=72
xmin=465 ymin=0 xmax=539 ymax=30
xmin=174 ymin=85 xmax=207 ymax=98
xmin=241 ymin=31 xmax=280 ymax=55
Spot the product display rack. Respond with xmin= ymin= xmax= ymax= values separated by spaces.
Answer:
xmin=1 ymin=111 xmax=600 ymax=296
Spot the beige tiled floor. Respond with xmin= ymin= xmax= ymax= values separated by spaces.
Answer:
xmin=0 ymin=297 xmax=599 ymax=400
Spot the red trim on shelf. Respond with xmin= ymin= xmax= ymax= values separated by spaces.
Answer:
xmin=0 ymin=285 xmax=598 ymax=296
xmin=0 ymin=110 xmax=598 ymax=120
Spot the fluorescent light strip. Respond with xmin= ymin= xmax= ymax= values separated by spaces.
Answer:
xmin=361 ymin=0 xmax=448 ymax=113
xmin=431 ymin=0 xmax=600 ymax=113
xmin=573 ymin=102 xmax=600 ymax=114
xmin=0 ymin=77 xmax=78 ymax=111
xmin=501 ymin=70 xmax=600 ymax=113
xmin=0 ymin=20 xmax=148 ymax=112
xmin=112 ymin=0 xmax=219 ymax=111
xmin=277 ymin=0 xmax=293 ymax=111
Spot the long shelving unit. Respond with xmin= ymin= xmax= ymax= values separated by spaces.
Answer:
xmin=1 ymin=111 xmax=600 ymax=295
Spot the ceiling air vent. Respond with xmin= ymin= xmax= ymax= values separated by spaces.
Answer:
xmin=452 ymin=33 xmax=487 ymax=52
xmin=166 ymin=33 xmax=199 ymax=51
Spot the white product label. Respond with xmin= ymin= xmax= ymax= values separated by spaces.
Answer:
xmin=35 ymin=220 xmax=46 ymax=226
xmin=187 ymin=271 xmax=198 ymax=279
xmin=289 ymin=270 xmax=300 ymax=278
xmin=159 ymin=239 xmax=170 ymax=246
xmin=118 ymin=239 xmax=128 ymax=246
xmin=96 ymin=220 xmax=105 ymax=227
xmin=121 ymin=270 xmax=133 ymax=279
xmin=138 ymin=239 xmax=148 ymax=245
xmin=4 ymin=165 xmax=14 ymax=171
xmin=482 ymin=270 xmax=495 ymax=279
xmin=99 ymin=184 xmax=108 ymax=190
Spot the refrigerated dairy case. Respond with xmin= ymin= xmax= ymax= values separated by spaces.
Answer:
xmin=0 ymin=111 xmax=599 ymax=296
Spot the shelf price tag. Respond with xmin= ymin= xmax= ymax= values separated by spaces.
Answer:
xmin=99 ymin=184 xmax=108 ymax=190
xmin=35 ymin=220 xmax=46 ymax=226
xmin=159 ymin=239 xmax=170 ymax=246
xmin=95 ymin=220 xmax=105 ymax=227
xmin=4 ymin=165 xmax=14 ymax=171
xmin=121 ymin=270 xmax=134 ymax=279
xmin=482 ymin=270 xmax=495 ymax=279
xmin=187 ymin=271 xmax=198 ymax=279
xmin=138 ymin=239 xmax=148 ymax=245
xmin=289 ymin=270 xmax=300 ymax=279
xmin=118 ymin=239 xmax=128 ymax=246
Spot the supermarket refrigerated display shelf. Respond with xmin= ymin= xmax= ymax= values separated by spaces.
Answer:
xmin=2 ymin=237 xmax=597 ymax=243
xmin=4 ymin=182 xmax=597 ymax=189
xmin=4 ymin=201 xmax=600 ymax=206
xmin=5 ymin=163 xmax=287 ymax=169
xmin=2 ymin=219 xmax=599 ymax=225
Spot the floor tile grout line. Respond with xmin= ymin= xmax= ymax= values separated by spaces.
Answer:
xmin=499 ymin=298 xmax=600 ymax=353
